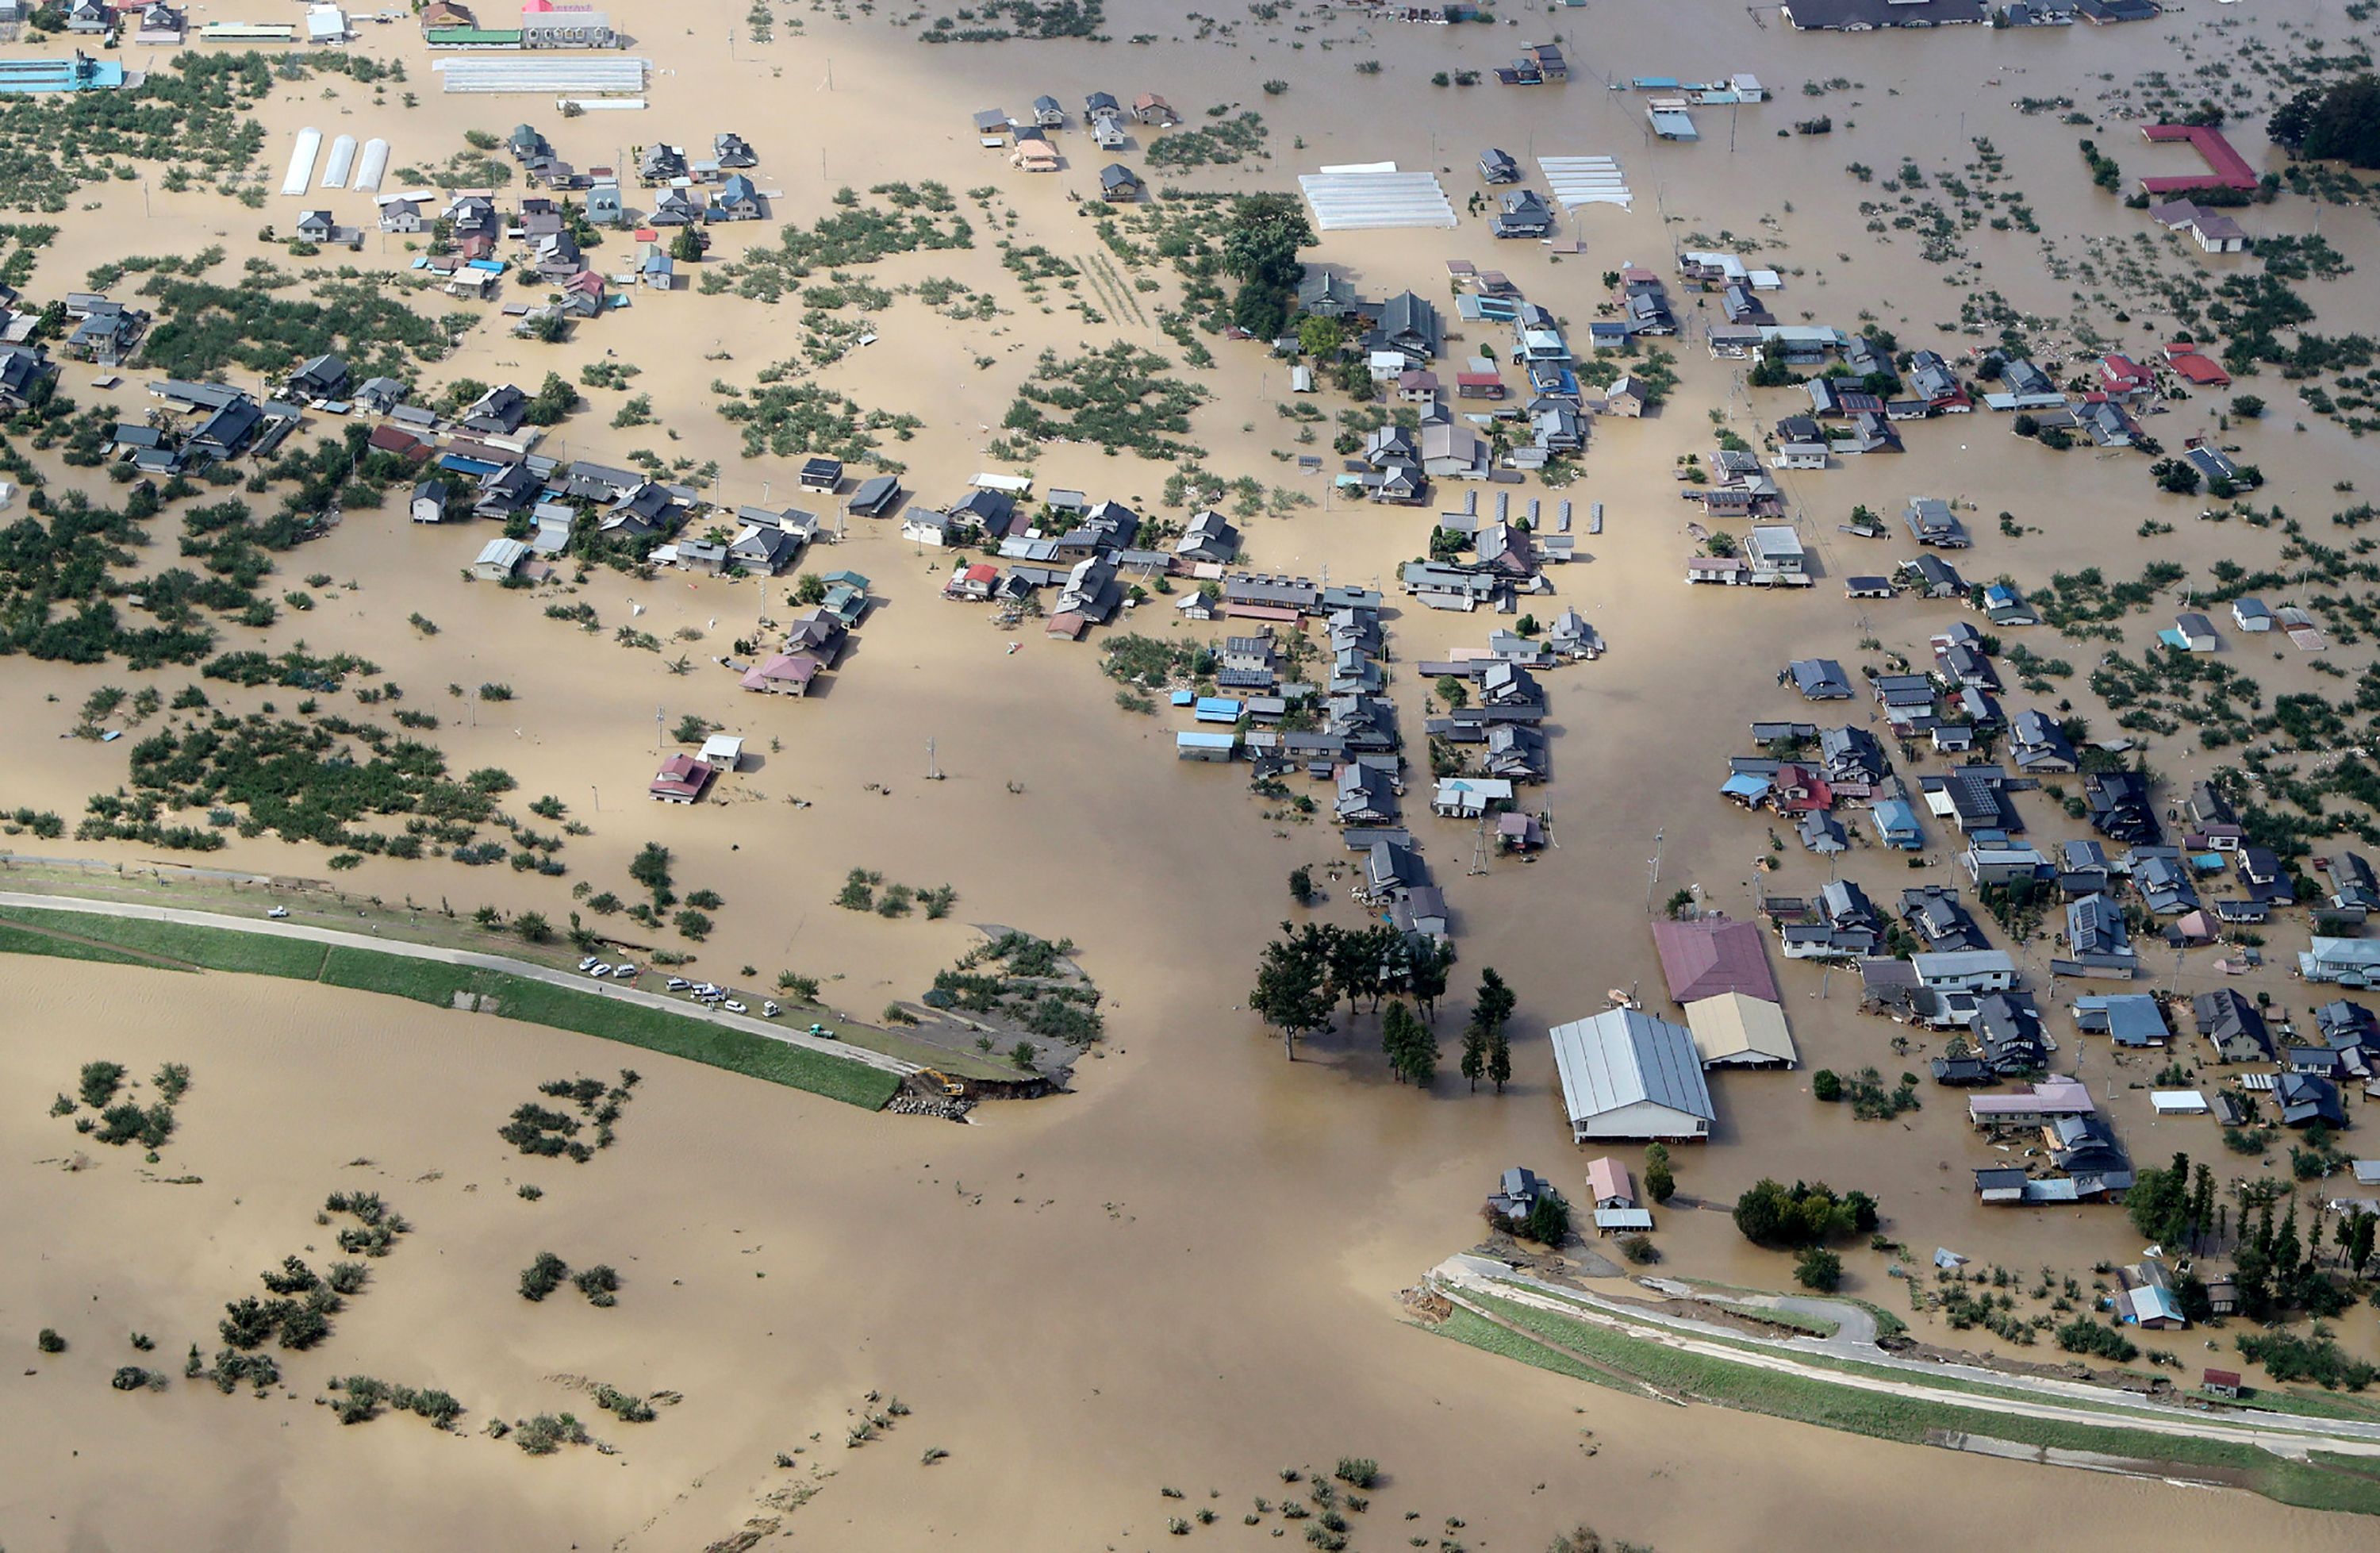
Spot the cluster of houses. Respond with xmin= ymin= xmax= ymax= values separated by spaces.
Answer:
xmin=971 ymin=90 xmax=1176 ymax=178
xmin=1162 ymin=579 xmax=1469 ymax=955
xmin=1491 ymin=40 xmax=1568 ymax=86
xmin=49 ymin=1 xmax=193 ymax=44
xmin=1756 ymin=329 xmax=2245 ymax=470
xmin=118 ymin=377 xmax=309 ymax=474
xmin=47 ymin=0 xmax=359 ymax=46
xmin=1486 ymin=1158 xmax=1653 ymax=1240
xmin=1285 ymin=258 xmax=1655 ymax=502
xmin=631 ymin=135 xmax=767 ymax=224
xmin=908 ymin=479 xmax=1213 ymax=640
xmin=375 ymin=125 xmax=763 ymax=318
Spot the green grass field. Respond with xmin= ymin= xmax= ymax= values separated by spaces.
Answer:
xmin=0 ymin=918 xmax=173 ymax=970
xmin=2 ymin=910 xmax=900 ymax=1111
xmin=1442 ymin=1289 xmax=2380 ymax=1516
xmin=0 ymin=909 xmax=332 ymax=977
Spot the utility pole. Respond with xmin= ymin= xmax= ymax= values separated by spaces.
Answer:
xmin=927 ymin=738 xmax=943 ymax=781
xmin=1645 ymin=827 xmax=1664 ymax=913
xmin=654 ymin=705 xmax=663 ymax=755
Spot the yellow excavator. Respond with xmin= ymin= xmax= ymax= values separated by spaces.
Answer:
xmin=916 ymin=1068 xmax=965 ymax=1098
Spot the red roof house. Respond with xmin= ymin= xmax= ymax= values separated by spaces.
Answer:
xmin=1769 ymin=763 xmax=1836 ymax=815
xmin=367 ymin=425 xmax=431 ymax=460
xmin=648 ymin=754 xmax=715 ymax=803
xmin=943 ymin=562 xmax=1000 ymax=601
xmin=739 ymin=652 xmax=821 ymax=696
xmin=2163 ymin=340 xmax=2232 ymax=387
xmin=2099 ymin=353 xmax=2152 ymax=395
xmin=1650 ymin=917 xmax=1782 ymax=1005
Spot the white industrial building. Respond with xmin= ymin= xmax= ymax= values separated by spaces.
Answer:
xmin=1548 ymin=1008 xmax=1718 ymax=1143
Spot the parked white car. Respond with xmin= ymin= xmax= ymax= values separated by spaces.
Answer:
xmin=267 ymin=906 xmax=291 ymax=920
xmin=578 ymin=955 xmax=601 ymax=972
xmin=611 ymin=964 xmax=639 ymax=979
xmin=589 ymin=963 xmax=612 ymax=978
xmin=722 ymin=1000 xmax=748 ymax=1014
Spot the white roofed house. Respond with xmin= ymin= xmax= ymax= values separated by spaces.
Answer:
xmin=900 ymin=508 xmax=953 ymax=548
xmin=1548 ymin=1009 xmax=1718 ymax=1144
xmin=469 ymin=536 xmax=529 ymax=582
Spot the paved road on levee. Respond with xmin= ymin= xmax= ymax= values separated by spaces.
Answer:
xmin=0 ymin=892 xmax=917 ymax=1078
xmin=1433 ymin=1255 xmax=2380 ymax=1460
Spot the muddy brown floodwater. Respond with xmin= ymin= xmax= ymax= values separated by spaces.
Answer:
xmin=5 ymin=0 xmax=2380 ymax=1547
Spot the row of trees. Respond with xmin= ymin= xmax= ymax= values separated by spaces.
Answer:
xmin=1247 ymin=922 xmax=1517 ymax=1091
xmin=2230 ymin=1192 xmax=2373 ymax=1322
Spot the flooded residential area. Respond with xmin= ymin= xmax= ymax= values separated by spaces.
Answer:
xmin=6 ymin=0 xmax=2380 ymax=1547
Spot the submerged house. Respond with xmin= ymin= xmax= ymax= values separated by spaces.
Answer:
xmin=1547 ymin=1009 xmax=1717 ymax=1143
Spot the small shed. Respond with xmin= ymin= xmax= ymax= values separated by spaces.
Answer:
xmin=2203 ymin=1368 xmax=2241 ymax=1400
xmin=1176 ymin=730 xmax=1236 ymax=762
xmin=1593 ymin=1207 xmax=1655 ymax=1236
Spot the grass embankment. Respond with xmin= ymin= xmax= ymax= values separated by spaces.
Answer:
xmin=1437 ymin=1289 xmax=2380 ymax=1516
xmin=0 ymin=917 xmax=169 ymax=969
xmin=0 ymin=909 xmax=900 ymax=1110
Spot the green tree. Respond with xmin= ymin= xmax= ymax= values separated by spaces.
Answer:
xmin=1522 ymin=1189 xmax=1571 ymax=1247
xmin=1733 ymin=1178 xmax=1875 ymax=1248
xmin=1219 ymin=191 xmax=1313 ymax=292
xmin=627 ymin=842 xmax=673 ymax=901
xmin=2270 ymin=74 xmax=2380 ymax=167
xmin=795 ymin=572 xmax=829 ymax=605
xmin=1407 ymin=938 xmax=1450 ymax=1021
xmin=1250 ymin=921 xmax=1338 ymax=1060
xmin=1382 ymin=1000 xmax=1436 ymax=1085
xmin=1459 ymin=1023 xmax=1488 ymax=1092
xmin=1296 ymin=314 xmax=1345 ymax=359
xmin=1795 ymin=1246 xmax=1844 ymax=1292
xmin=1645 ymin=1142 xmax=1676 ymax=1205
xmin=1326 ymin=923 xmax=1384 ymax=1019
xmin=670 ymin=225 xmax=704 ymax=263
xmin=1467 ymin=968 xmax=1517 ymax=1094
xmin=2126 ymin=1151 xmax=2196 ymax=1249
xmin=1288 ymin=865 xmax=1314 ymax=905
